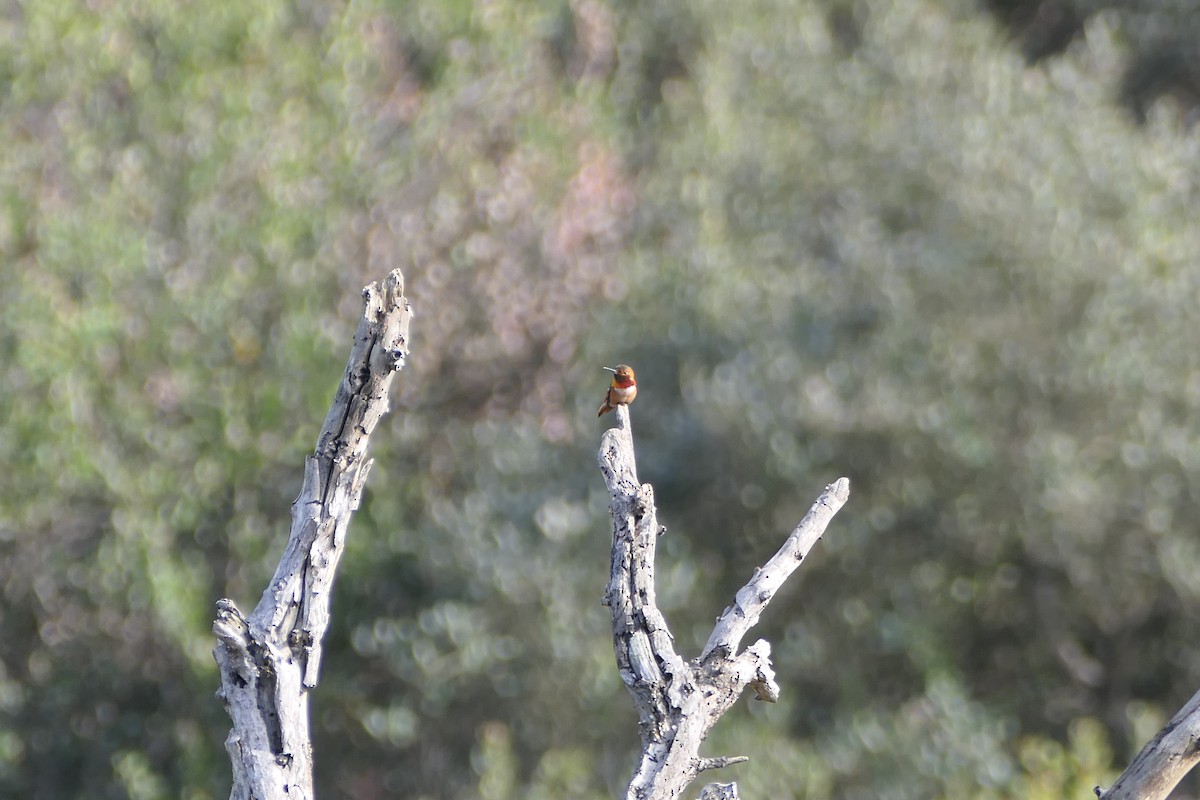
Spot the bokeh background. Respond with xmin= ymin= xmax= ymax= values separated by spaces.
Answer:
xmin=4 ymin=0 xmax=1200 ymax=797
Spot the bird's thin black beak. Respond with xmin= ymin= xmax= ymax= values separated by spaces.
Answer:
xmin=602 ymin=366 xmax=616 ymax=373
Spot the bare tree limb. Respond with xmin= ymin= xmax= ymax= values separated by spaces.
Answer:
xmin=1097 ymin=686 xmax=1200 ymax=800
xmin=213 ymin=269 xmax=412 ymax=800
xmin=598 ymin=404 xmax=850 ymax=800
xmin=702 ymin=476 xmax=851 ymax=660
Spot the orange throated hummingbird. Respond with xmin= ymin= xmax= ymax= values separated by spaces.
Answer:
xmin=597 ymin=364 xmax=637 ymax=417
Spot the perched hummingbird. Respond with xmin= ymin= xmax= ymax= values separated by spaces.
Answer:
xmin=597 ymin=364 xmax=637 ymax=417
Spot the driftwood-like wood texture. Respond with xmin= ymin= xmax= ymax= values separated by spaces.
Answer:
xmin=1097 ymin=686 xmax=1200 ymax=800
xmin=213 ymin=270 xmax=412 ymax=800
xmin=598 ymin=403 xmax=850 ymax=800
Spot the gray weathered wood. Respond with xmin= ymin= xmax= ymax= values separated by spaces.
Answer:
xmin=599 ymin=404 xmax=850 ymax=800
xmin=702 ymin=476 xmax=851 ymax=661
xmin=697 ymin=783 xmax=739 ymax=800
xmin=213 ymin=269 xmax=412 ymax=800
xmin=1096 ymin=686 xmax=1200 ymax=800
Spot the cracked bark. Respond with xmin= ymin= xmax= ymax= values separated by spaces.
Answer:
xmin=212 ymin=270 xmax=412 ymax=800
xmin=598 ymin=404 xmax=850 ymax=800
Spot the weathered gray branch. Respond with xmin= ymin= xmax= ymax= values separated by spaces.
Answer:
xmin=1096 ymin=686 xmax=1200 ymax=800
xmin=599 ymin=404 xmax=850 ymax=800
xmin=698 ymin=756 xmax=750 ymax=772
xmin=213 ymin=269 xmax=412 ymax=800
xmin=702 ymin=476 xmax=851 ymax=660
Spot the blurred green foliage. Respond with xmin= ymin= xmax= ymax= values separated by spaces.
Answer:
xmin=2 ymin=0 xmax=1200 ymax=797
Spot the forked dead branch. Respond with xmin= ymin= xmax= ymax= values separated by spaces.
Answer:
xmin=598 ymin=404 xmax=850 ymax=800
xmin=212 ymin=270 xmax=412 ymax=800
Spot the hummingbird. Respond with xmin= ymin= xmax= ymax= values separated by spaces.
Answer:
xmin=597 ymin=364 xmax=637 ymax=417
